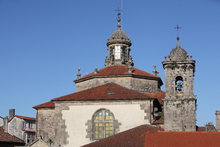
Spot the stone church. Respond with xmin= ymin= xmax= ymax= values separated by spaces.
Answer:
xmin=33 ymin=14 xmax=197 ymax=147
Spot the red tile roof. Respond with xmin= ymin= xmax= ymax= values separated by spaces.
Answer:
xmin=144 ymin=90 xmax=165 ymax=104
xmin=52 ymin=83 xmax=155 ymax=101
xmin=145 ymin=132 xmax=220 ymax=147
xmin=0 ymin=127 xmax=25 ymax=144
xmin=33 ymin=101 xmax=55 ymax=109
xmin=15 ymin=115 xmax=36 ymax=121
xmin=197 ymin=126 xmax=206 ymax=132
xmin=83 ymin=125 xmax=220 ymax=147
xmin=82 ymin=125 xmax=162 ymax=147
xmin=75 ymin=65 xmax=162 ymax=83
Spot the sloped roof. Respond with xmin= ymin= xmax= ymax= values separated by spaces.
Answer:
xmin=145 ymin=132 xmax=220 ymax=147
xmin=196 ymin=126 xmax=206 ymax=132
xmin=82 ymin=125 xmax=161 ymax=147
xmin=15 ymin=115 xmax=36 ymax=121
xmin=75 ymin=65 xmax=161 ymax=83
xmin=52 ymin=83 xmax=155 ymax=101
xmin=0 ymin=127 xmax=25 ymax=144
xmin=83 ymin=125 xmax=220 ymax=147
xmin=27 ymin=138 xmax=50 ymax=147
xmin=144 ymin=90 xmax=165 ymax=104
xmin=33 ymin=101 xmax=55 ymax=109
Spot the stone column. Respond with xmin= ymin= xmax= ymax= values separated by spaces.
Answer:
xmin=216 ymin=111 xmax=220 ymax=131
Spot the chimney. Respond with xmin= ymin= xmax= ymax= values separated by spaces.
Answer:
xmin=216 ymin=111 xmax=220 ymax=131
xmin=3 ymin=117 xmax=8 ymax=133
xmin=9 ymin=109 xmax=15 ymax=120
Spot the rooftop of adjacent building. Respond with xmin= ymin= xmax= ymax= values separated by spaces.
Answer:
xmin=82 ymin=125 xmax=220 ymax=147
xmin=0 ymin=127 xmax=25 ymax=144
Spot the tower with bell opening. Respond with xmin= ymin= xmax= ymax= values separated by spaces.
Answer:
xmin=162 ymin=26 xmax=196 ymax=131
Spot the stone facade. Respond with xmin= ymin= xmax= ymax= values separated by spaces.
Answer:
xmin=37 ymin=109 xmax=56 ymax=144
xmin=76 ymin=77 xmax=159 ymax=93
xmin=8 ymin=117 xmax=25 ymax=141
xmin=37 ymin=100 xmax=154 ymax=147
xmin=163 ymin=98 xmax=196 ymax=131
xmin=216 ymin=111 xmax=220 ymax=131
xmin=8 ymin=116 xmax=37 ymax=144
xmin=162 ymin=42 xmax=196 ymax=131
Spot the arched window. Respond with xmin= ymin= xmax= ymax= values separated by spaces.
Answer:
xmin=175 ymin=76 xmax=184 ymax=92
xmin=93 ymin=109 xmax=114 ymax=140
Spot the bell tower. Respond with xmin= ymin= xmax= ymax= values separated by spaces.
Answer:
xmin=105 ymin=12 xmax=133 ymax=66
xmin=162 ymin=28 xmax=196 ymax=131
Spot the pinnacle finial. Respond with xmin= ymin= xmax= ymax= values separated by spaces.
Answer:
xmin=152 ymin=65 xmax=159 ymax=76
xmin=77 ymin=68 xmax=81 ymax=79
xmin=116 ymin=8 xmax=122 ymax=29
xmin=176 ymin=36 xmax=180 ymax=48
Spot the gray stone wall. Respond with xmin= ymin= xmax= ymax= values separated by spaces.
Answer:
xmin=164 ymin=63 xmax=194 ymax=98
xmin=216 ymin=111 xmax=220 ymax=131
xmin=37 ymin=109 xmax=57 ymax=145
xmin=8 ymin=117 xmax=25 ymax=140
xmin=0 ymin=117 xmax=3 ymax=127
xmin=163 ymin=60 xmax=196 ymax=131
xmin=37 ymin=103 xmax=72 ymax=147
xmin=164 ymin=98 xmax=196 ymax=131
xmin=76 ymin=77 xmax=159 ymax=93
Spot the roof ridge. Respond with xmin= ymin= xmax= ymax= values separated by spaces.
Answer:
xmin=75 ymin=65 xmax=162 ymax=83
xmin=15 ymin=115 xmax=36 ymax=120
xmin=52 ymin=83 xmax=117 ymax=101
xmin=52 ymin=83 xmax=155 ymax=101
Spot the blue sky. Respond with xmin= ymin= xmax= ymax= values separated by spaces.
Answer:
xmin=0 ymin=0 xmax=220 ymax=126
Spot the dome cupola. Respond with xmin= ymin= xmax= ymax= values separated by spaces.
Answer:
xmin=105 ymin=12 xmax=133 ymax=66
xmin=169 ymin=37 xmax=188 ymax=61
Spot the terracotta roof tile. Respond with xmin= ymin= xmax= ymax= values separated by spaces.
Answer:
xmin=145 ymin=132 xmax=220 ymax=147
xmin=75 ymin=65 xmax=161 ymax=83
xmin=33 ymin=101 xmax=55 ymax=109
xmin=144 ymin=90 xmax=165 ymax=104
xmin=196 ymin=126 xmax=206 ymax=132
xmin=83 ymin=126 xmax=220 ymax=147
xmin=15 ymin=115 xmax=36 ymax=121
xmin=0 ymin=127 xmax=25 ymax=144
xmin=52 ymin=83 xmax=155 ymax=101
xmin=82 ymin=125 xmax=161 ymax=147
